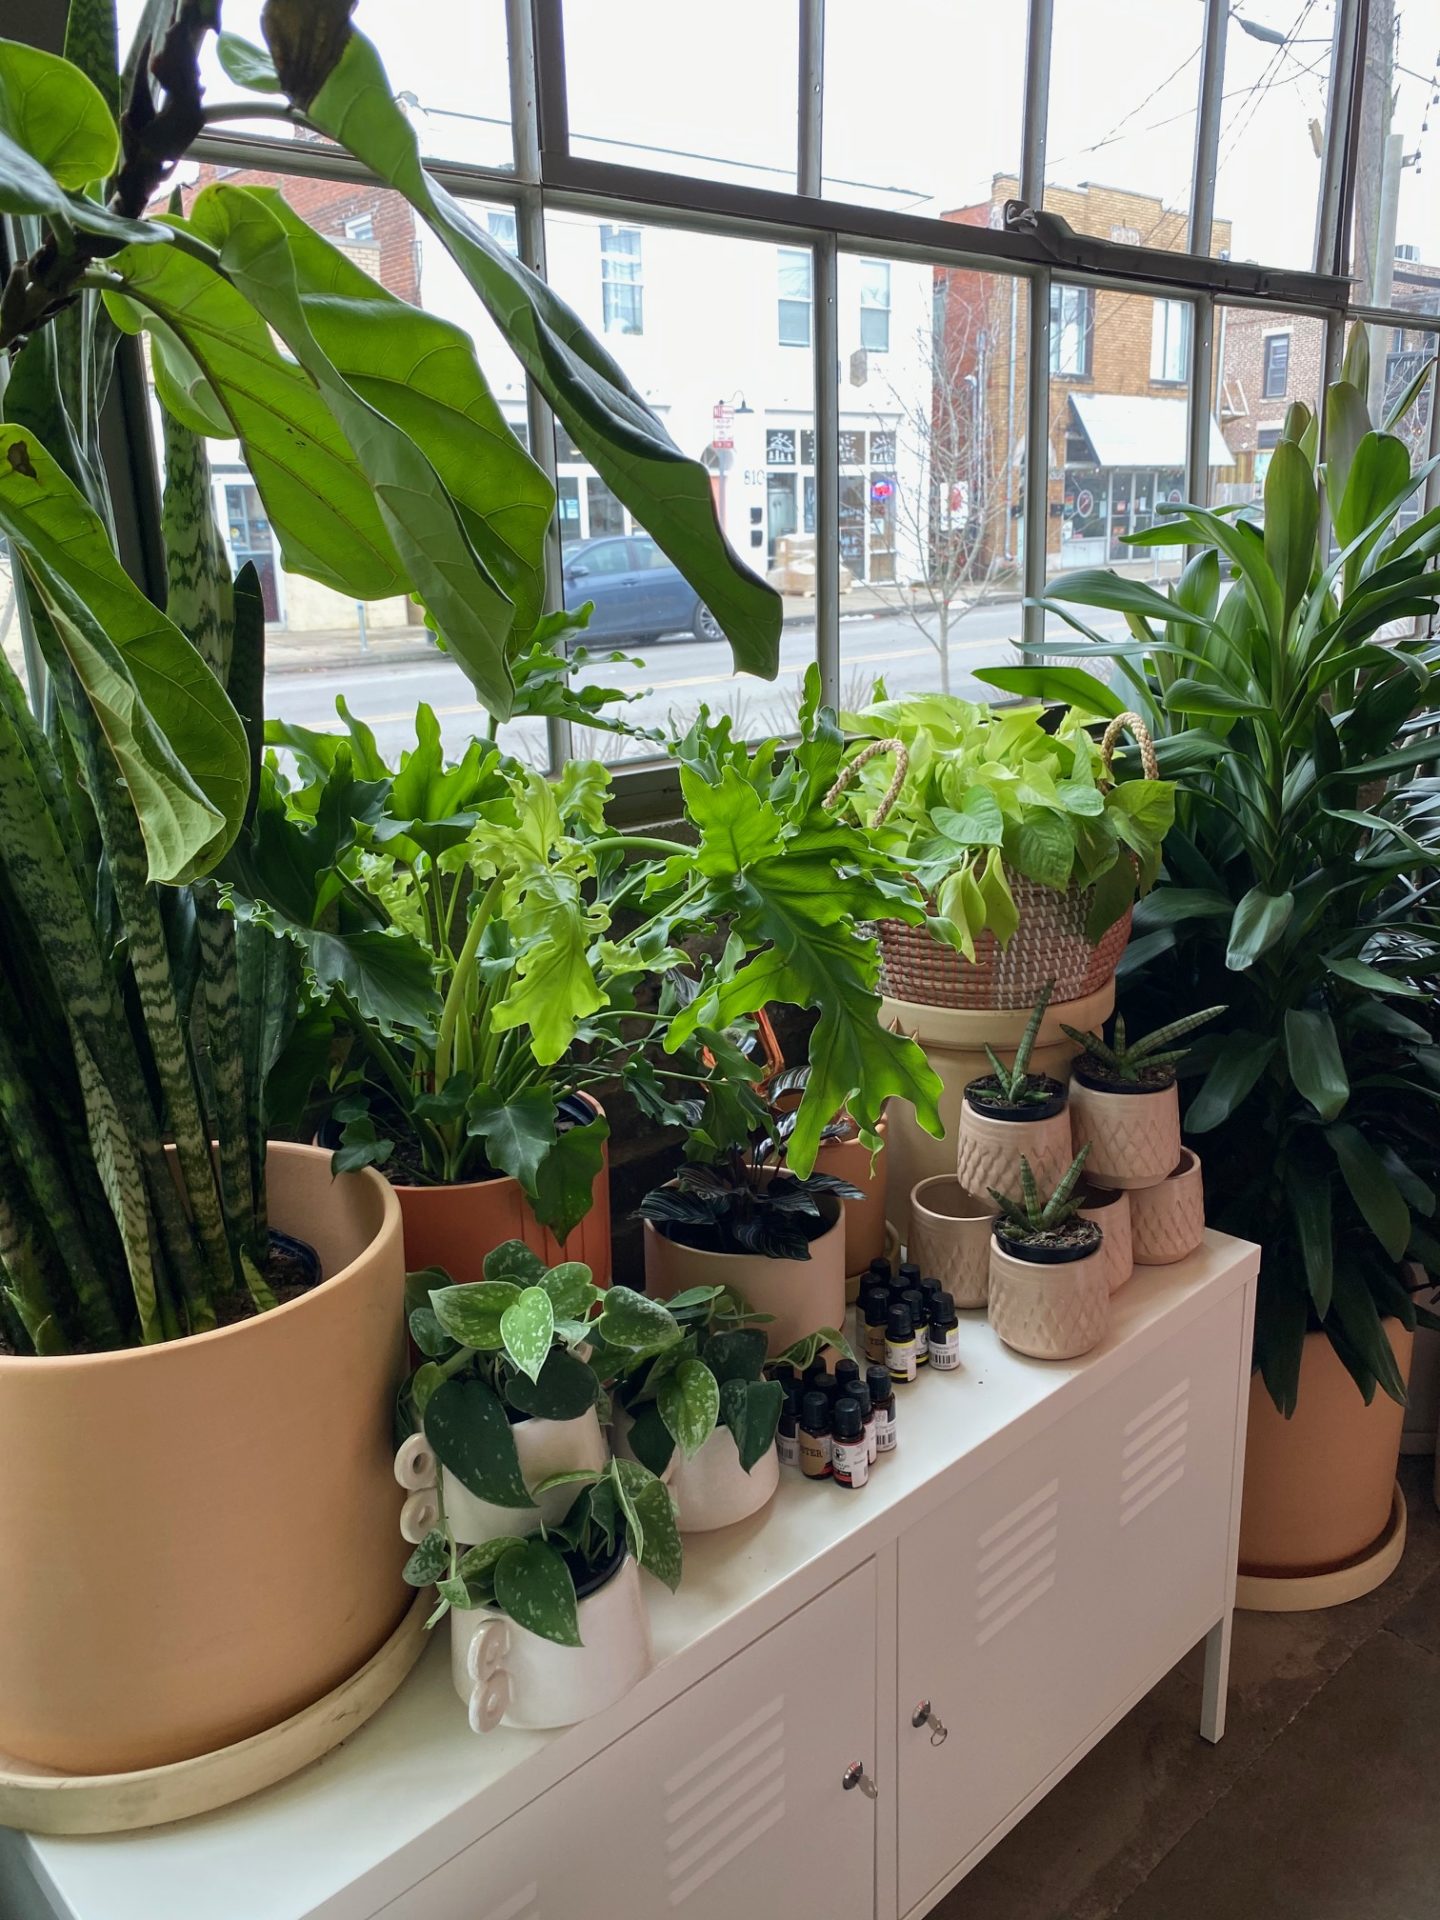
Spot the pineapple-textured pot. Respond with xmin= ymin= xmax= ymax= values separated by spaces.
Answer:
xmin=988 ymin=1229 xmax=1109 ymax=1360
xmin=642 ymin=1197 xmax=846 ymax=1356
xmin=1077 ymin=1183 xmax=1133 ymax=1294
xmin=395 ymin=1407 xmax=610 ymax=1547
xmin=1069 ymin=1070 xmax=1181 ymax=1190
xmin=956 ymin=1077 xmax=1073 ymax=1207
xmin=1129 ymin=1148 xmax=1206 ymax=1266
xmin=907 ymin=1175 xmax=997 ymax=1309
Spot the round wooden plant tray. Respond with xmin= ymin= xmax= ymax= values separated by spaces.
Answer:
xmin=0 ymin=1588 xmax=431 ymax=1836
xmin=1235 ymin=1482 xmax=1408 ymax=1614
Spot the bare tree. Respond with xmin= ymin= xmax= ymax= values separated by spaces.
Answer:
xmin=879 ymin=273 xmax=1016 ymax=694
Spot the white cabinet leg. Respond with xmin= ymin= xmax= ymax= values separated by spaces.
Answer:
xmin=1199 ymin=1612 xmax=1232 ymax=1744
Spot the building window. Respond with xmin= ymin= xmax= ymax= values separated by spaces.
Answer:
xmin=1262 ymin=333 xmax=1290 ymax=399
xmin=859 ymin=260 xmax=891 ymax=353
xmin=487 ymin=207 xmax=518 ymax=255
xmin=1050 ymin=285 xmax=1094 ymax=378
xmin=600 ymin=224 xmax=643 ymax=335
xmin=342 ymin=212 xmax=375 ymax=243
xmin=778 ymin=248 xmax=813 ymax=347
xmin=1151 ymin=300 xmax=1190 ymax=383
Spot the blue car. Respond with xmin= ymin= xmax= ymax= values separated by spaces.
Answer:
xmin=562 ymin=533 xmax=722 ymax=644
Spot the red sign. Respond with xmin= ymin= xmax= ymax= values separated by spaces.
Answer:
xmin=712 ymin=403 xmax=735 ymax=450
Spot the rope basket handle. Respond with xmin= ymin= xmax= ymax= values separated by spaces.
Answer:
xmin=823 ymin=737 xmax=910 ymax=827
xmin=1099 ymin=711 xmax=1159 ymax=787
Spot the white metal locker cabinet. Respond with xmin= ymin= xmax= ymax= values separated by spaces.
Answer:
xmin=379 ymin=1562 xmax=878 ymax=1920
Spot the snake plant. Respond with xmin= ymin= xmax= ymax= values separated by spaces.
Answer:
xmin=1061 ymin=1006 xmax=1226 ymax=1087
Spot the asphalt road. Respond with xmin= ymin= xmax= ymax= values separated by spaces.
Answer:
xmin=267 ymin=602 xmax=1132 ymax=766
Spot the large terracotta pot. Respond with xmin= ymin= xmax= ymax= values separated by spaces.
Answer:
xmin=642 ymin=1197 xmax=846 ymax=1356
xmin=0 ymin=1143 xmax=408 ymax=1775
xmin=1241 ymin=1321 xmax=1413 ymax=1577
xmin=811 ymin=1116 xmax=889 ymax=1283
xmin=394 ymin=1094 xmax=611 ymax=1284
xmin=882 ymin=982 xmax=1109 ymax=1205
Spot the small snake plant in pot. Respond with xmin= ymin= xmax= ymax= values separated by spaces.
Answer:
xmin=1063 ymin=1006 xmax=1225 ymax=1190
xmin=957 ymin=982 xmax=1075 ymax=1201
xmin=987 ymin=1149 xmax=1110 ymax=1361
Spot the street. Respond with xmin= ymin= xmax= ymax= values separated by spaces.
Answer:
xmin=267 ymin=602 xmax=1133 ymax=766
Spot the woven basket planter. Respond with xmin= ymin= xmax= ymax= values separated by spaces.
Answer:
xmin=876 ymin=881 xmax=1132 ymax=1011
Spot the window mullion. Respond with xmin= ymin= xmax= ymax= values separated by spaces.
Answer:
xmin=1189 ymin=0 xmax=1228 ymax=255
xmin=1315 ymin=0 xmax=1363 ymax=277
xmin=797 ymin=0 xmax=823 ymax=197
xmin=1020 ymin=0 xmax=1054 ymax=206
xmin=814 ymin=236 xmax=841 ymax=706
xmin=1022 ymin=264 xmax=1052 ymax=656
xmin=1186 ymin=293 xmax=1214 ymax=512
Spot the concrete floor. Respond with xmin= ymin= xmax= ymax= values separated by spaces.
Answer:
xmin=940 ymin=1456 xmax=1440 ymax=1920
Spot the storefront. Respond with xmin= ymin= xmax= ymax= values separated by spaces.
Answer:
xmin=765 ymin=417 xmax=900 ymax=580
xmin=1057 ymin=393 xmax=1230 ymax=568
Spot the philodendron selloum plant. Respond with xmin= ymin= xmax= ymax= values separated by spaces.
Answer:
xmin=1017 ymin=332 xmax=1440 ymax=1409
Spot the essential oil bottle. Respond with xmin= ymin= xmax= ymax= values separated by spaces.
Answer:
xmin=919 ymin=1274 xmax=942 ymax=1325
xmin=799 ymin=1389 xmax=833 ymax=1478
xmin=929 ymin=1291 xmax=961 ymax=1372
xmin=777 ymin=1381 xmax=801 ymax=1467
xmin=868 ymin=1256 xmax=893 ymax=1287
xmin=835 ymin=1356 xmax=861 ymax=1396
xmin=832 ymin=1397 xmax=869 ymax=1489
xmin=803 ymin=1354 xmax=829 ymax=1392
xmin=867 ymin=1364 xmax=897 ymax=1453
xmin=851 ymin=1377 xmax=876 ymax=1465
xmin=898 ymin=1260 xmax=922 ymax=1290
xmin=886 ymin=1303 xmax=918 ymax=1383
xmin=862 ymin=1286 xmax=890 ymax=1365
xmin=902 ymin=1286 xmax=930 ymax=1365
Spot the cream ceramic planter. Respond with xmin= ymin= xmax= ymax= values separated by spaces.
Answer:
xmin=987 ymin=1236 xmax=1109 ymax=1360
xmin=612 ymin=1409 xmax=780 ymax=1533
xmin=1069 ymin=1073 xmax=1181 ymax=1190
xmin=907 ymin=1176 xmax=997 ymax=1309
xmin=642 ymin=1198 xmax=846 ymax=1356
xmin=451 ymin=1550 xmax=653 ymax=1733
xmin=1077 ymin=1183 xmax=1133 ymax=1294
xmin=395 ymin=1407 xmax=609 ymax=1547
xmin=956 ymin=1088 xmax=1073 ymax=1208
xmin=1129 ymin=1148 xmax=1206 ymax=1266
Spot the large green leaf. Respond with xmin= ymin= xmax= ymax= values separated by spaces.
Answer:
xmin=718 ymin=1375 xmax=784 ymax=1473
xmin=422 ymin=1375 xmax=531 ymax=1507
xmin=1284 ymin=1008 xmax=1349 ymax=1121
xmin=492 ymin=1538 xmax=581 ymax=1646
xmin=1226 ymin=887 xmax=1293 ymax=971
xmin=1185 ymin=1032 xmax=1276 ymax=1133
xmin=621 ymin=1464 xmax=683 ymax=1592
xmin=499 ymin=1285 xmax=554 ymax=1384
xmin=658 ymin=1356 xmax=721 ymax=1460
xmin=1042 ymin=568 xmax=1214 ymax=629
xmin=973 ymin=664 xmax=1125 ymax=718
xmin=530 ymin=1106 xmax=609 ymax=1241
xmin=429 ymin=1279 xmax=520 ymax=1350
xmin=1327 ymin=1123 xmax=1411 ymax=1262
xmin=0 ymin=427 xmax=247 ymax=881
xmin=1284 ymin=1153 xmax=1334 ymax=1319
xmin=1263 ymin=439 xmax=1318 ymax=634
xmin=595 ymin=1283 xmax=683 ymax=1360
xmin=0 ymin=36 xmax=117 ymax=190
xmin=304 ymin=27 xmax=782 ymax=680
xmin=466 ymin=1086 xmax=557 ymax=1194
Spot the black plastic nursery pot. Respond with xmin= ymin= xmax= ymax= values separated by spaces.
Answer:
xmin=962 ymin=1074 xmax=1068 ymax=1123
xmin=1070 ymin=1058 xmax=1177 ymax=1096
xmin=993 ymin=1221 xmax=1103 ymax=1266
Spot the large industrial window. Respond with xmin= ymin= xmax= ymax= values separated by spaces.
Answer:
xmin=69 ymin=0 xmax=1440 ymax=793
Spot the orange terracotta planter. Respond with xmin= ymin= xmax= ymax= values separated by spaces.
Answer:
xmin=0 ymin=1144 xmax=408 ymax=1775
xmin=393 ymin=1097 xmax=612 ymax=1285
xmin=1240 ymin=1321 xmax=1413 ymax=1578
xmin=809 ymin=1118 xmax=889 ymax=1279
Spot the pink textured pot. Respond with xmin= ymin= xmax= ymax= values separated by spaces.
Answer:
xmin=987 ymin=1235 xmax=1109 ymax=1360
xmin=956 ymin=1087 xmax=1073 ymax=1211
xmin=1070 ymin=1073 xmax=1181 ymax=1190
xmin=1077 ymin=1183 xmax=1133 ymax=1294
xmin=908 ymin=1175 xmax=996 ymax=1309
xmin=1128 ymin=1149 xmax=1206 ymax=1266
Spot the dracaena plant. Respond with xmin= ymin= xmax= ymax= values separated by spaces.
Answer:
xmin=1061 ymin=1005 xmax=1226 ymax=1089
xmin=989 ymin=1148 xmax=1094 ymax=1248
xmin=836 ymin=693 xmax=1176 ymax=956
xmin=1013 ymin=334 xmax=1440 ymax=1411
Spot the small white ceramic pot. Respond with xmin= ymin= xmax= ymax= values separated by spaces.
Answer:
xmin=395 ymin=1406 xmax=610 ymax=1547
xmin=956 ymin=1083 xmax=1073 ymax=1210
xmin=610 ymin=1406 xmax=780 ymax=1533
xmin=1128 ymin=1148 xmax=1206 ymax=1266
xmin=1076 ymin=1183 xmax=1133 ymax=1294
xmin=643 ymin=1196 xmax=846 ymax=1356
xmin=907 ymin=1176 xmax=997 ymax=1309
xmin=451 ymin=1548 xmax=653 ymax=1733
xmin=1069 ymin=1071 xmax=1181 ymax=1190
xmin=987 ymin=1233 xmax=1109 ymax=1360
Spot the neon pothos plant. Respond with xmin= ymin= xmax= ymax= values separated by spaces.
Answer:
xmin=1007 ymin=333 xmax=1440 ymax=1410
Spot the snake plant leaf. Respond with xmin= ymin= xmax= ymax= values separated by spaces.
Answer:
xmin=304 ymin=28 xmax=783 ymax=681
xmin=62 ymin=0 xmax=121 ymax=128
xmin=0 ymin=428 xmax=248 ymax=881
xmin=0 ymin=36 xmax=117 ymax=191
xmin=199 ymin=183 xmax=519 ymax=716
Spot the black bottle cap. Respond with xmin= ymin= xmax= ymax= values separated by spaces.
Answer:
xmin=868 ymin=1257 xmax=893 ymax=1283
xmin=898 ymin=1261 xmax=921 ymax=1286
xmin=866 ymin=1362 xmax=894 ymax=1402
xmin=862 ymin=1285 xmax=889 ymax=1324
xmin=902 ymin=1286 xmax=927 ymax=1324
xmin=835 ymin=1357 xmax=861 ymax=1389
xmin=801 ymin=1389 xmax=830 ymax=1431
xmin=803 ymin=1354 xmax=828 ymax=1385
xmin=919 ymin=1275 xmax=942 ymax=1304
xmin=833 ymin=1396 xmax=863 ymax=1441
xmin=778 ymin=1380 xmax=799 ymax=1430
xmin=851 ymin=1379 xmax=872 ymax=1421
xmin=886 ymin=1303 xmax=914 ymax=1340
xmin=771 ymin=1361 xmax=797 ymax=1390
xmin=813 ymin=1369 xmax=840 ymax=1404
xmin=930 ymin=1290 xmax=958 ymax=1330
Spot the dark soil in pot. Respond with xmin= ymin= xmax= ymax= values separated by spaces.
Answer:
xmin=566 ymin=1531 xmax=628 ymax=1602
xmin=1072 ymin=1056 xmax=1176 ymax=1094
xmin=994 ymin=1218 xmax=1102 ymax=1265
xmin=193 ymin=1230 xmax=323 ymax=1330
xmin=964 ymin=1074 xmax=1068 ymax=1123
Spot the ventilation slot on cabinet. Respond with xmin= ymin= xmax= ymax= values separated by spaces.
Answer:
xmin=663 ymin=1695 xmax=787 ymax=1906
xmin=974 ymin=1477 xmax=1060 ymax=1647
xmin=1120 ymin=1379 xmax=1190 ymax=1527
xmin=478 ymin=1885 xmax=540 ymax=1920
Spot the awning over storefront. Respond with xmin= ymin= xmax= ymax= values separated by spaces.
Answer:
xmin=1069 ymin=393 xmax=1231 ymax=468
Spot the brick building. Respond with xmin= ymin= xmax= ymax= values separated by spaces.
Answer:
xmin=939 ymin=177 xmax=1233 ymax=571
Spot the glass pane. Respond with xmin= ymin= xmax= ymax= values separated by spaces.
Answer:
xmin=1045 ymin=0 xmax=1203 ymax=243
xmin=545 ymin=213 xmax=815 ymax=760
xmin=1211 ymin=308 xmax=1326 ymax=508
xmin=565 ymin=0 xmax=798 ymax=190
xmin=1047 ymin=292 xmax=1204 ymax=647
xmin=1212 ymin=2 xmax=1336 ymax=267
xmin=822 ymin=0 xmax=1027 ymax=215
xmin=1352 ymin=0 xmax=1440 ymax=309
xmin=117 ymin=0 xmax=513 ymax=169
xmin=837 ymin=256 xmax=1029 ymax=704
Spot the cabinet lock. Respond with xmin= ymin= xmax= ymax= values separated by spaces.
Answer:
xmin=842 ymin=1761 xmax=879 ymax=1799
xmin=911 ymin=1701 xmax=949 ymax=1745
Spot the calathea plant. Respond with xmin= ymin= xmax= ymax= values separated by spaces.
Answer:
xmin=1015 ymin=336 xmax=1440 ymax=1409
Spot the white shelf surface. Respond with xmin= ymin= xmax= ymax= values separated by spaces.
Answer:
xmin=3 ymin=1232 xmax=1257 ymax=1920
